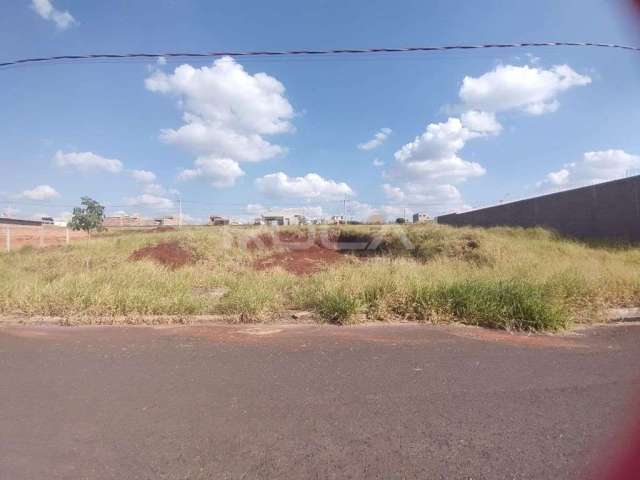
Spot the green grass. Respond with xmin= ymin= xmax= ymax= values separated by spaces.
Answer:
xmin=1 ymin=224 xmax=639 ymax=331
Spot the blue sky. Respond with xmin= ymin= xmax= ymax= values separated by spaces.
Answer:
xmin=2 ymin=0 xmax=640 ymax=223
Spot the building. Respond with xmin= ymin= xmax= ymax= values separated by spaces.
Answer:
xmin=262 ymin=213 xmax=300 ymax=226
xmin=330 ymin=215 xmax=345 ymax=224
xmin=209 ymin=215 xmax=230 ymax=226
xmin=437 ymin=175 xmax=640 ymax=242
xmin=155 ymin=216 xmax=179 ymax=227
xmin=413 ymin=213 xmax=430 ymax=223
xmin=103 ymin=215 xmax=155 ymax=228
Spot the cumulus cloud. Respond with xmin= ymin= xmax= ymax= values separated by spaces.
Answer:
xmin=247 ymin=203 xmax=324 ymax=219
xmin=125 ymin=194 xmax=174 ymax=210
xmin=55 ymin=150 xmax=123 ymax=173
xmin=460 ymin=110 xmax=502 ymax=134
xmin=1 ymin=206 xmax=20 ymax=217
xmin=141 ymin=183 xmax=169 ymax=196
xmin=383 ymin=62 xmax=591 ymax=216
xmin=392 ymin=117 xmax=489 ymax=183
xmin=345 ymin=201 xmax=423 ymax=222
xmin=358 ymin=128 xmax=392 ymax=151
xmin=178 ymin=156 xmax=245 ymax=188
xmin=21 ymin=185 xmax=60 ymax=200
xmin=31 ymin=0 xmax=75 ymax=30
xmin=146 ymin=56 xmax=294 ymax=177
xmin=382 ymin=183 xmax=468 ymax=214
xmin=128 ymin=169 xmax=156 ymax=183
xmin=255 ymin=172 xmax=354 ymax=200
xmin=386 ymin=113 xmax=496 ymax=216
xmin=459 ymin=64 xmax=591 ymax=115
xmin=537 ymin=149 xmax=640 ymax=191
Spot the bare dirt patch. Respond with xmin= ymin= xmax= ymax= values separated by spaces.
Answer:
xmin=129 ymin=241 xmax=194 ymax=269
xmin=152 ymin=226 xmax=177 ymax=233
xmin=253 ymin=245 xmax=349 ymax=275
xmin=248 ymin=231 xmax=360 ymax=275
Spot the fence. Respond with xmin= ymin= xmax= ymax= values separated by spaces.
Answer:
xmin=1 ymin=225 xmax=88 ymax=252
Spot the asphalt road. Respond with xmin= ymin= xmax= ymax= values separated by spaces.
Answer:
xmin=1 ymin=322 xmax=639 ymax=480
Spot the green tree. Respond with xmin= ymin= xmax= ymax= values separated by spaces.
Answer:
xmin=395 ymin=217 xmax=406 ymax=224
xmin=69 ymin=197 xmax=105 ymax=235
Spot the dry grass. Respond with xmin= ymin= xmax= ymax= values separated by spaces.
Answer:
xmin=1 ymin=224 xmax=639 ymax=331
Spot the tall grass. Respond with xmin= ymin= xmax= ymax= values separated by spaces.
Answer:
xmin=0 ymin=224 xmax=639 ymax=331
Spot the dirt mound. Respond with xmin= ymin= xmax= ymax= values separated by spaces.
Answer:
xmin=130 ymin=241 xmax=194 ymax=269
xmin=253 ymin=245 xmax=349 ymax=275
xmin=153 ymin=226 xmax=177 ymax=233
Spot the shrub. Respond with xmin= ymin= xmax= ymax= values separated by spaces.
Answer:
xmin=434 ymin=279 xmax=567 ymax=331
xmin=315 ymin=290 xmax=360 ymax=325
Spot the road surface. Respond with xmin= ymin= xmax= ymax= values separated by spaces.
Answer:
xmin=1 ymin=322 xmax=639 ymax=479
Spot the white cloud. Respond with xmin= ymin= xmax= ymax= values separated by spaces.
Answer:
xmin=178 ymin=156 xmax=245 ymax=188
xmin=382 ymin=183 xmax=468 ymax=214
xmin=128 ymin=169 xmax=156 ymax=183
xmin=537 ymin=149 xmax=640 ymax=191
xmin=255 ymin=172 xmax=354 ymax=200
xmin=247 ymin=203 xmax=324 ymax=219
xmin=347 ymin=201 xmax=414 ymax=222
xmin=55 ymin=150 xmax=123 ymax=174
xmin=126 ymin=194 xmax=174 ymax=210
xmin=246 ymin=203 xmax=265 ymax=215
xmin=460 ymin=110 xmax=502 ymax=134
xmin=358 ymin=128 xmax=392 ymax=151
xmin=145 ymin=56 xmax=294 ymax=165
xmin=21 ymin=185 xmax=60 ymax=200
xmin=142 ymin=183 xmax=168 ymax=196
xmin=31 ymin=0 xmax=75 ymax=30
xmin=1 ymin=206 xmax=20 ymax=217
xmin=459 ymin=64 xmax=591 ymax=115
xmin=373 ymin=158 xmax=384 ymax=167
xmin=392 ymin=117 xmax=488 ymax=184
xmin=55 ymin=211 xmax=72 ymax=222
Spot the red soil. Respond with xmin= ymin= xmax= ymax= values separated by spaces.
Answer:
xmin=253 ymin=244 xmax=347 ymax=275
xmin=129 ymin=241 xmax=194 ymax=269
xmin=248 ymin=231 xmax=360 ymax=275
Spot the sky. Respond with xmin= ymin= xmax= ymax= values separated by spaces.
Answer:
xmin=2 ymin=0 xmax=640 ymax=223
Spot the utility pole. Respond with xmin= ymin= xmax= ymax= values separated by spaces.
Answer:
xmin=343 ymin=197 xmax=347 ymax=224
xmin=178 ymin=195 xmax=183 ymax=228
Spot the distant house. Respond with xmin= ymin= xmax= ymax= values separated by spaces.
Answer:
xmin=209 ymin=215 xmax=230 ymax=226
xmin=330 ymin=215 xmax=345 ymax=224
xmin=262 ymin=213 xmax=300 ymax=226
xmin=413 ymin=213 xmax=430 ymax=223
xmin=155 ymin=216 xmax=179 ymax=227
xmin=103 ymin=215 xmax=156 ymax=228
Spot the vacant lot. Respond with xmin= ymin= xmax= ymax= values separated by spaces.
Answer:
xmin=1 ymin=224 xmax=639 ymax=330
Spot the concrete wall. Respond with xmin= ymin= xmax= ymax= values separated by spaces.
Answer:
xmin=437 ymin=175 xmax=640 ymax=241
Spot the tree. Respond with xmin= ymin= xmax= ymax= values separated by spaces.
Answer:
xmin=395 ymin=217 xmax=406 ymax=224
xmin=69 ymin=197 xmax=105 ymax=235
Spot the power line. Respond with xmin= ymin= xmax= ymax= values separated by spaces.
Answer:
xmin=1 ymin=42 xmax=639 ymax=69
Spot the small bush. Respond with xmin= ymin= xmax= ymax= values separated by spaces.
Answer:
xmin=315 ymin=290 xmax=360 ymax=325
xmin=434 ymin=280 xmax=568 ymax=331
